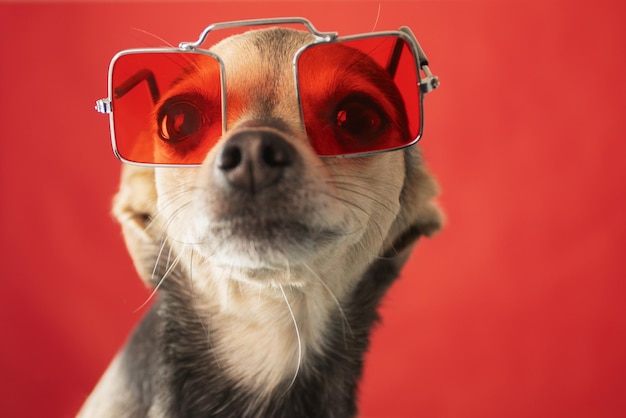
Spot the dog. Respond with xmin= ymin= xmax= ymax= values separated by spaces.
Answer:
xmin=79 ymin=24 xmax=442 ymax=417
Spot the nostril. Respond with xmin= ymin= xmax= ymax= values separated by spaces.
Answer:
xmin=218 ymin=145 xmax=242 ymax=171
xmin=262 ymin=142 xmax=292 ymax=168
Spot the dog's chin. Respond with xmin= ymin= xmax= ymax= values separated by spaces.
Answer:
xmin=193 ymin=217 xmax=344 ymax=273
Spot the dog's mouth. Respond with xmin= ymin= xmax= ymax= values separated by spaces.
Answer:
xmin=207 ymin=215 xmax=343 ymax=268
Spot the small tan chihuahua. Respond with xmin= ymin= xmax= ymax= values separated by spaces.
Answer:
xmin=80 ymin=18 xmax=442 ymax=417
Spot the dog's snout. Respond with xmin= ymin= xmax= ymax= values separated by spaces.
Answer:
xmin=217 ymin=130 xmax=295 ymax=193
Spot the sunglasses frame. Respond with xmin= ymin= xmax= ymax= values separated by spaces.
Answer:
xmin=96 ymin=17 xmax=439 ymax=166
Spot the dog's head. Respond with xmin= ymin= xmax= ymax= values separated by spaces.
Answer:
xmin=113 ymin=27 xmax=442 ymax=302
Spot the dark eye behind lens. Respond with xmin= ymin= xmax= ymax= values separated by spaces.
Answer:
xmin=333 ymin=95 xmax=388 ymax=146
xmin=336 ymin=101 xmax=382 ymax=136
xmin=157 ymin=98 xmax=204 ymax=144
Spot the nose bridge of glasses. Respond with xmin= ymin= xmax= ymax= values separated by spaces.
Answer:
xmin=178 ymin=17 xmax=336 ymax=50
xmin=210 ymin=32 xmax=309 ymax=134
xmin=221 ymin=60 xmax=304 ymax=134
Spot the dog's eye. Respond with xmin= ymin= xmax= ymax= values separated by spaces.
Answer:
xmin=157 ymin=100 xmax=204 ymax=144
xmin=334 ymin=97 xmax=387 ymax=143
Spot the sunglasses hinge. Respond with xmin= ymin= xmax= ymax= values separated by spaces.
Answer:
xmin=95 ymin=98 xmax=112 ymax=114
xmin=420 ymin=65 xmax=440 ymax=94
xmin=176 ymin=18 xmax=338 ymax=51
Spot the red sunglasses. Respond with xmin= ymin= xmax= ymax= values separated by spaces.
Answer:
xmin=95 ymin=18 xmax=440 ymax=166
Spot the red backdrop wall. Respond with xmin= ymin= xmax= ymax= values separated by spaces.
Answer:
xmin=1 ymin=1 xmax=625 ymax=417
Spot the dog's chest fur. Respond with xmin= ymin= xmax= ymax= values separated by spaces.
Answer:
xmin=115 ymin=250 xmax=404 ymax=417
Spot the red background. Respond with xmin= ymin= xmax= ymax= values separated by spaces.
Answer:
xmin=1 ymin=1 xmax=625 ymax=417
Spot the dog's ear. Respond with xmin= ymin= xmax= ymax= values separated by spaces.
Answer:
xmin=112 ymin=164 xmax=159 ymax=286
xmin=384 ymin=146 xmax=444 ymax=263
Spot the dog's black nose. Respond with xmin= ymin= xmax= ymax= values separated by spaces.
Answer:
xmin=217 ymin=130 xmax=295 ymax=193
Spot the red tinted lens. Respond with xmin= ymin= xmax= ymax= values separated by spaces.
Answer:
xmin=111 ymin=52 xmax=222 ymax=164
xmin=297 ymin=36 xmax=421 ymax=156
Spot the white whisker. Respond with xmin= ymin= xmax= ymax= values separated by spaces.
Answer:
xmin=278 ymin=284 xmax=302 ymax=393
xmin=303 ymin=262 xmax=354 ymax=345
xmin=131 ymin=27 xmax=176 ymax=48
xmin=134 ymin=243 xmax=184 ymax=313
xmin=371 ymin=3 xmax=382 ymax=32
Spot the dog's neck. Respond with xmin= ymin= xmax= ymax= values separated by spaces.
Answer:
xmin=194 ymin=268 xmax=336 ymax=394
xmin=125 ymin=240 xmax=411 ymax=417
xmin=162 ymin=245 xmax=375 ymax=395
